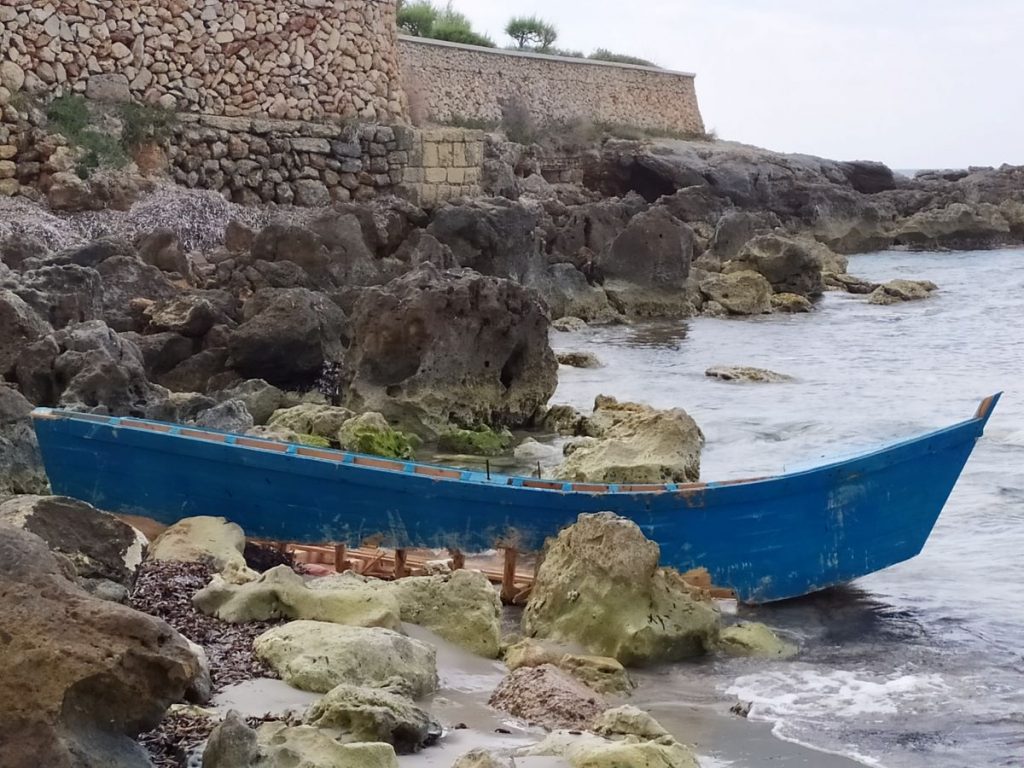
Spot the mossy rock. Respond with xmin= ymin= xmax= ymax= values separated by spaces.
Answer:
xmin=338 ymin=413 xmax=419 ymax=460
xmin=437 ymin=425 xmax=513 ymax=456
xmin=297 ymin=433 xmax=331 ymax=448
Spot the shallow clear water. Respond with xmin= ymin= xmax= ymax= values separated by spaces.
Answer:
xmin=550 ymin=249 xmax=1024 ymax=768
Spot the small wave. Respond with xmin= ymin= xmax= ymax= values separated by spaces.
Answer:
xmin=726 ymin=667 xmax=949 ymax=720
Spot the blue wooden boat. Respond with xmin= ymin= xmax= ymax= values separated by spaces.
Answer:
xmin=30 ymin=394 xmax=1000 ymax=603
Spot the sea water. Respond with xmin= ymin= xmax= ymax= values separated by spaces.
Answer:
xmin=549 ymin=248 xmax=1024 ymax=768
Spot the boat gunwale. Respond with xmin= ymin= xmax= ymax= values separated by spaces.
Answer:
xmin=30 ymin=394 xmax=1000 ymax=497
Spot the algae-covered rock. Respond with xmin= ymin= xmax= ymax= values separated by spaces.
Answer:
xmin=554 ymin=397 xmax=704 ymax=484
xmin=256 ymin=723 xmax=399 ymax=768
xmin=718 ymin=622 xmax=797 ymax=658
xmin=523 ymin=513 xmax=720 ymax=665
xmin=149 ymin=516 xmax=256 ymax=583
xmin=337 ymin=412 xmax=418 ymax=459
xmin=592 ymin=706 xmax=670 ymax=740
xmin=437 ymin=425 xmax=513 ymax=456
xmin=192 ymin=565 xmax=401 ymax=628
xmin=521 ymin=728 xmax=699 ymax=768
xmin=867 ymin=278 xmax=937 ymax=305
xmin=489 ymin=664 xmax=606 ymax=730
xmin=304 ymin=684 xmax=441 ymax=754
xmin=504 ymin=637 xmax=562 ymax=670
xmin=310 ymin=569 xmax=503 ymax=658
xmin=254 ymin=620 xmax=437 ymax=695
xmin=268 ymin=403 xmax=354 ymax=438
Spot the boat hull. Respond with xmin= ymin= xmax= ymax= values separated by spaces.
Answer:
xmin=31 ymin=396 xmax=999 ymax=603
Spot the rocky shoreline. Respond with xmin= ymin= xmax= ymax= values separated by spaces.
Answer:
xmin=3 ymin=130 xmax=1023 ymax=767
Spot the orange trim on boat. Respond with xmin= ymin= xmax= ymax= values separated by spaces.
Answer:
xmin=121 ymin=419 xmax=173 ymax=433
xmin=414 ymin=465 xmax=462 ymax=479
xmin=235 ymin=437 xmax=289 ymax=452
xmin=523 ymin=479 xmax=566 ymax=491
xmin=618 ymin=484 xmax=668 ymax=493
xmin=356 ymin=456 xmax=405 ymax=471
xmin=572 ymin=483 xmax=610 ymax=493
xmin=179 ymin=428 xmax=227 ymax=442
xmin=297 ymin=447 xmax=344 ymax=462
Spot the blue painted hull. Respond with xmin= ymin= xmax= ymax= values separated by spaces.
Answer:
xmin=30 ymin=395 xmax=1000 ymax=603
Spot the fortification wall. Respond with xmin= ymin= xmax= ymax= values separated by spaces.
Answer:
xmin=399 ymin=36 xmax=705 ymax=136
xmin=0 ymin=0 xmax=405 ymax=123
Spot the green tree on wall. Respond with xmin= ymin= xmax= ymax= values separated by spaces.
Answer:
xmin=505 ymin=15 xmax=558 ymax=52
xmin=397 ymin=1 xmax=495 ymax=47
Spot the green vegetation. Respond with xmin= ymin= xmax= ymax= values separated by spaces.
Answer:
xmin=505 ymin=15 xmax=558 ymax=51
xmin=44 ymin=95 xmax=176 ymax=179
xmin=589 ymin=48 xmax=657 ymax=67
xmin=438 ymin=425 xmax=514 ymax=456
xmin=397 ymin=0 xmax=495 ymax=47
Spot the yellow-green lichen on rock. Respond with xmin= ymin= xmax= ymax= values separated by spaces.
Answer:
xmin=523 ymin=513 xmax=720 ymax=666
xmin=337 ymin=412 xmax=419 ymax=459
xmin=256 ymin=723 xmax=399 ymax=768
xmin=268 ymin=403 xmax=354 ymax=438
xmin=437 ymin=425 xmax=513 ymax=456
xmin=253 ymin=620 xmax=438 ymax=695
xmin=149 ymin=515 xmax=257 ymax=583
xmin=554 ymin=397 xmax=704 ymax=484
xmin=718 ymin=622 xmax=797 ymax=658
xmin=192 ymin=565 xmax=401 ymax=628
xmin=310 ymin=569 xmax=503 ymax=659
xmin=303 ymin=683 xmax=440 ymax=754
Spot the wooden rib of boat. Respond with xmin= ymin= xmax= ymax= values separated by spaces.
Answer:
xmin=31 ymin=393 xmax=1000 ymax=603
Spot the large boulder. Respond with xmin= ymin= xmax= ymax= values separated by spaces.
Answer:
xmin=488 ymin=664 xmax=607 ymax=730
xmin=336 ymin=411 xmax=418 ymax=459
xmin=15 ymin=320 xmax=169 ymax=416
xmin=304 ymin=683 xmax=441 ymax=753
xmin=228 ymin=288 xmax=348 ymax=388
xmin=95 ymin=255 xmax=179 ymax=332
xmin=268 ymin=403 xmax=355 ymax=438
xmin=308 ymin=569 xmax=503 ymax=658
xmin=253 ymin=620 xmax=437 ymax=695
xmin=726 ymin=234 xmax=827 ymax=298
xmin=0 ymin=385 xmax=48 ymax=496
xmin=117 ymin=331 xmax=195 ymax=378
xmin=527 ymin=263 xmax=617 ymax=322
xmin=504 ymin=639 xmax=634 ymax=695
xmin=193 ymin=564 xmax=402 ymax=628
xmin=555 ymin=396 xmax=704 ymax=484
xmin=0 ymin=525 xmax=200 ymax=768
xmin=597 ymin=208 xmax=696 ymax=317
xmin=143 ymin=293 xmax=232 ymax=338
xmin=0 ymin=495 xmax=146 ymax=590
xmin=0 ymin=288 xmax=51 ymax=379
xmin=426 ymin=198 xmax=545 ymax=281
xmin=2 ymin=264 xmax=104 ymax=329
xmin=893 ymin=202 xmax=1014 ymax=250
xmin=523 ymin=513 xmax=720 ymax=665
xmin=218 ymin=379 xmax=286 ymax=425
xmin=697 ymin=270 xmax=772 ymax=315
xmin=148 ymin=516 xmax=254 ymax=581
xmin=345 ymin=265 xmax=557 ymax=435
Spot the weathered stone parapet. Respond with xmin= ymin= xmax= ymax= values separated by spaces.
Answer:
xmin=0 ymin=0 xmax=406 ymax=123
xmin=399 ymin=36 xmax=705 ymax=136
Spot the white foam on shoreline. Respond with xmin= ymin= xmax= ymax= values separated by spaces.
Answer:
xmin=724 ymin=666 xmax=950 ymax=767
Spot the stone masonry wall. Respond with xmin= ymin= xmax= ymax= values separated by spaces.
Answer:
xmin=167 ymin=116 xmax=482 ymax=209
xmin=0 ymin=0 xmax=405 ymax=123
xmin=399 ymin=36 xmax=705 ymax=136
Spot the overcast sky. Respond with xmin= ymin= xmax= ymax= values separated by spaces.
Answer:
xmin=454 ymin=0 xmax=1023 ymax=170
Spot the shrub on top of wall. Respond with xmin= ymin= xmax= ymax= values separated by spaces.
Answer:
xmin=589 ymin=49 xmax=659 ymax=67
xmin=505 ymin=15 xmax=559 ymax=52
xmin=398 ymin=0 xmax=495 ymax=47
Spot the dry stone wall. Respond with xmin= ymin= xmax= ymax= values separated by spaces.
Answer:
xmin=168 ymin=116 xmax=482 ymax=208
xmin=0 ymin=0 xmax=405 ymax=123
xmin=399 ymin=36 xmax=705 ymax=136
